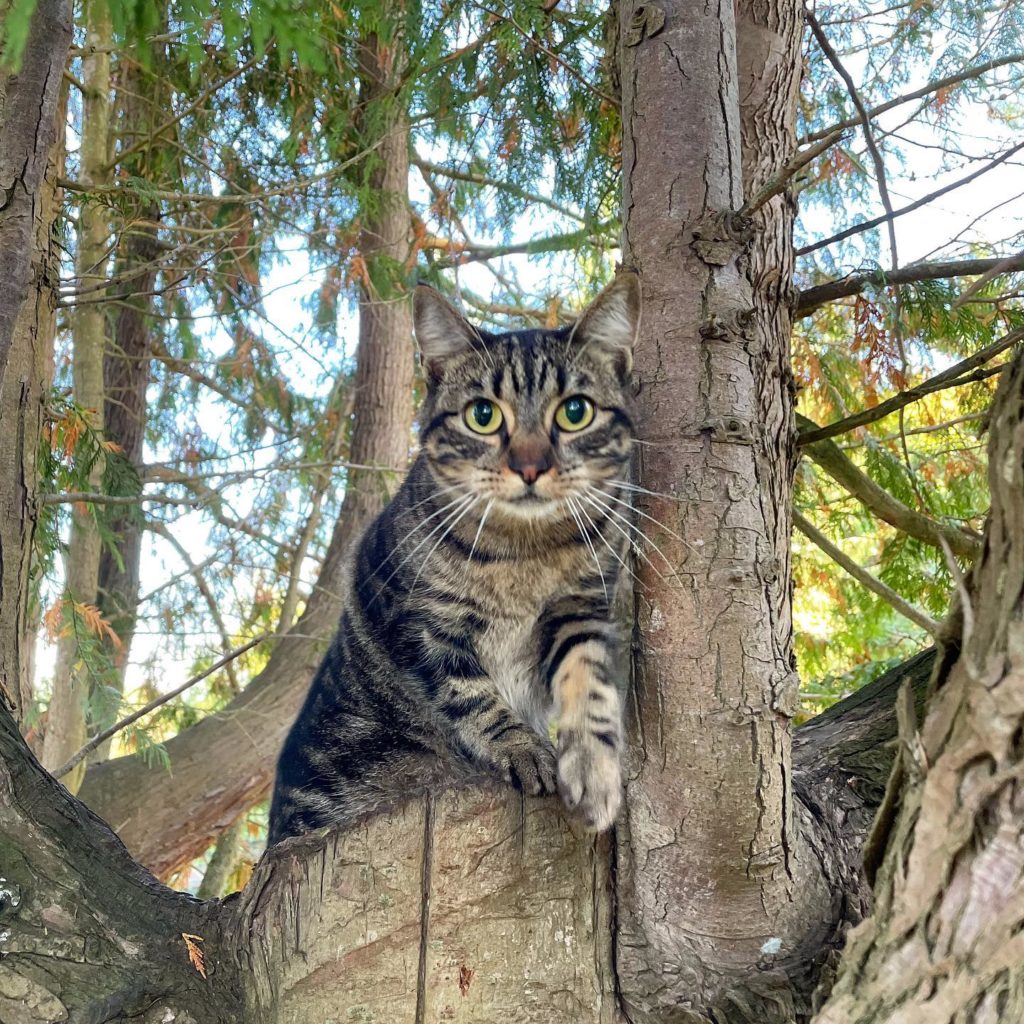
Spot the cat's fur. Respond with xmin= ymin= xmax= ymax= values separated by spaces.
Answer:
xmin=268 ymin=273 xmax=641 ymax=843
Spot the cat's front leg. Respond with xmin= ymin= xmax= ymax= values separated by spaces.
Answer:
xmin=436 ymin=680 xmax=557 ymax=796
xmin=549 ymin=637 xmax=623 ymax=831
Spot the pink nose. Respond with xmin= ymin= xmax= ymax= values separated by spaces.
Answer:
xmin=520 ymin=465 xmax=541 ymax=484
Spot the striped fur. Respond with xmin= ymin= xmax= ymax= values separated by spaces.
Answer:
xmin=269 ymin=274 xmax=641 ymax=843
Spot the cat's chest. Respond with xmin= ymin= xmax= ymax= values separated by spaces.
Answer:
xmin=472 ymin=560 xmax=569 ymax=731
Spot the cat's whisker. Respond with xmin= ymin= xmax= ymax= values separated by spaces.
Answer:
xmin=410 ymin=495 xmax=482 ymax=593
xmin=581 ymin=492 xmax=675 ymax=585
xmin=574 ymin=498 xmax=648 ymax=592
xmin=371 ymin=493 xmax=476 ymax=595
xmin=565 ymin=496 xmax=608 ymax=603
xmin=584 ymin=489 xmax=685 ymax=580
xmin=590 ymin=489 xmax=693 ymax=574
xmin=608 ymin=479 xmax=685 ymax=504
xmin=593 ymin=486 xmax=694 ymax=551
xmin=461 ymin=498 xmax=495 ymax=586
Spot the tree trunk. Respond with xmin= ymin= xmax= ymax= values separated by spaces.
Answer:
xmin=614 ymin=1 xmax=837 ymax=1018
xmin=77 ymin=26 xmax=417 ymax=878
xmin=0 ymin=0 xmax=71 ymax=382
xmin=41 ymin=0 xmax=112 ymax=789
xmin=0 ymin=0 xmax=71 ymax=723
xmin=813 ymin=349 xmax=1024 ymax=1024
xmin=94 ymin=43 xmax=168 ymax=758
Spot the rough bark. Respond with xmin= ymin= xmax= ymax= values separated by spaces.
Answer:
xmin=41 ymin=0 xmax=112 ymax=789
xmin=0 ymin=0 xmax=69 ymax=726
xmin=0 ymin=643 xmax=935 ymax=1023
xmin=77 ymin=29 xmax=416 ymax=878
xmin=813 ymin=349 xmax=1024 ymax=1024
xmin=0 ymin=0 xmax=72 ymax=385
xmin=613 ymin=1 xmax=835 ymax=1019
xmin=0 ymin=705 xmax=238 ymax=1024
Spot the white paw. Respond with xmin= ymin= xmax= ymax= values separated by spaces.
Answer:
xmin=557 ymin=733 xmax=622 ymax=831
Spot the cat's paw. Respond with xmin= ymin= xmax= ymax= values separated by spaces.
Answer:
xmin=557 ymin=731 xmax=622 ymax=832
xmin=496 ymin=733 xmax=558 ymax=796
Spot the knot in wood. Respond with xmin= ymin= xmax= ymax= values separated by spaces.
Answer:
xmin=690 ymin=212 xmax=755 ymax=266
xmin=625 ymin=4 xmax=666 ymax=47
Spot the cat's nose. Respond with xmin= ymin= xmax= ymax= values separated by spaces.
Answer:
xmin=507 ymin=438 xmax=555 ymax=484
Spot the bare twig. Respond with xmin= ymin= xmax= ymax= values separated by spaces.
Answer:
xmin=52 ymin=634 xmax=269 ymax=779
xmin=738 ymin=127 xmax=850 ymax=218
xmin=796 ymin=141 xmax=1024 ymax=256
xmin=794 ymin=512 xmax=940 ymax=636
xmin=806 ymin=9 xmax=900 ymax=272
xmin=801 ymin=52 xmax=1024 ymax=145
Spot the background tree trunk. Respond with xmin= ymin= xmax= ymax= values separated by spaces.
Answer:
xmin=0 ymin=0 xmax=72 ymax=722
xmin=41 ymin=0 xmax=113 ymax=789
xmin=77 ymin=25 xmax=417 ymax=878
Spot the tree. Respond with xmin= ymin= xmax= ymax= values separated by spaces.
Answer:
xmin=2 ymin=0 xmax=1024 ymax=1021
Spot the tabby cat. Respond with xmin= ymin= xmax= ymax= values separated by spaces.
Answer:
xmin=268 ymin=272 xmax=641 ymax=843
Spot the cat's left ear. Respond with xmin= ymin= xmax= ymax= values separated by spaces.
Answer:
xmin=414 ymin=284 xmax=483 ymax=383
xmin=568 ymin=271 xmax=641 ymax=379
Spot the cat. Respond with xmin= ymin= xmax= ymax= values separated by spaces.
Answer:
xmin=268 ymin=272 xmax=641 ymax=844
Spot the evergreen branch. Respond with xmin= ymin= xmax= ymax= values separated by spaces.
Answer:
xmin=476 ymin=4 xmax=619 ymax=109
xmin=412 ymin=155 xmax=586 ymax=222
xmin=793 ymin=512 xmax=940 ymax=637
xmin=738 ymin=127 xmax=850 ymax=218
xmin=795 ymin=254 xmax=1024 ymax=316
xmin=806 ymin=9 xmax=900 ymax=274
xmin=801 ymin=52 xmax=1024 ymax=145
xmin=429 ymin=224 xmax=615 ymax=267
xmin=797 ymin=326 xmax=1024 ymax=444
xmin=797 ymin=140 xmax=1024 ymax=256
xmin=105 ymin=46 xmax=270 ymax=173
xmin=52 ymin=634 xmax=270 ymax=780
xmin=797 ymin=413 xmax=983 ymax=560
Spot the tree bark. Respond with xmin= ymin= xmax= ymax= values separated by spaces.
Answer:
xmin=813 ymin=348 xmax=1024 ymax=1024
xmin=77 ymin=26 xmax=416 ymax=878
xmin=613 ymin=1 xmax=836 ymax=1019
xmin=0 ymin=0 xmax=72 ymax=386
xmin=0 ymin=1 xmax=71 ymax=724
xmin=41 ymin=0 xmax=112 ymax=789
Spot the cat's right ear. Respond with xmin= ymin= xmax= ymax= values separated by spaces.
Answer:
xmin=413 ymin=285 xmax=482 ymax=384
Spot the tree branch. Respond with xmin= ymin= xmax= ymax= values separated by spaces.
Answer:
xmin=806 ymin=9 xmax=900 ymax=271
xmin=796 ymin=140 xmax=1024 ymax=256
xmin=801 ymin=52 xmax=1024 ymax=145
xmin=796 ymin=325 xmax=1024 ymax=444
xmin=797 ymin=413 xmax=983 ymax=560
xmin=795 ymin=253 xmax=1024 ymax=317
xmin=793 ymin=511 xmax=941 ymax=635
xmin=53 ymin=634 xmax=269 ymax=780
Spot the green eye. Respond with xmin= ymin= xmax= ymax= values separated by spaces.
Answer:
xmin=465 ymin=398 xmax=503 ymax=435
xmin=555 ymin=396 xmax=595 ymax=432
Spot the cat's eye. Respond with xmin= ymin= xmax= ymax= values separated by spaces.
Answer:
xmin=464 ymin=398 xmax=503 ymax=435
xmin=555 ymin=395 xmax=595 ymax=432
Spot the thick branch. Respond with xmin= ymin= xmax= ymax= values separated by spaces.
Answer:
xmin=794 ymin=511 xmax=941 ymax=635
xmin=798 ymin=413 xmax=983 ymax=560
xmin=796 ymin=254 xmax=1024 ymax=316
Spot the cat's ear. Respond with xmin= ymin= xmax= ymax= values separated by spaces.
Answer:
xmin=414 ymin=285 xmax=483 ymax=383
xmin=569 ymin=271 xmax=641 ymax=379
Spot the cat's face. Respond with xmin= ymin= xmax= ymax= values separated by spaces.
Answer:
xmin=414 ymin=274 xmax=640 ymax=525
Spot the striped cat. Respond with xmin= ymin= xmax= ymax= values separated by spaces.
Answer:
xmin=268 ymin=272 xmax=641 ymax=843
